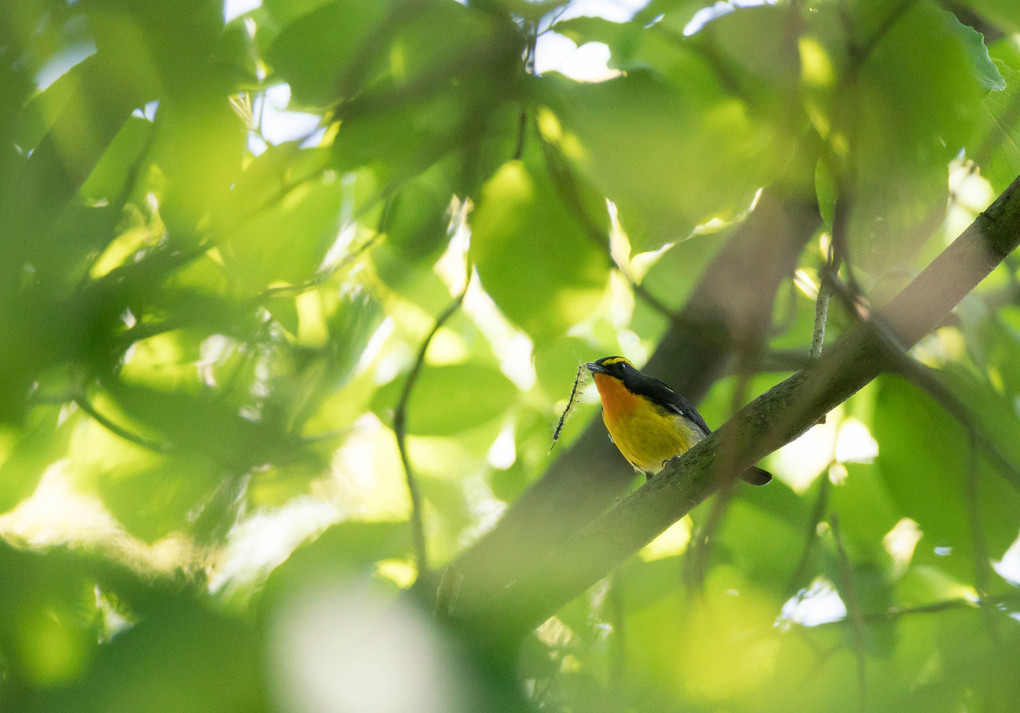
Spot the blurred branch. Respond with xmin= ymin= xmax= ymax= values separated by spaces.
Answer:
xmin=447 ymin=172 xmax=1020 ymax=646
xmin=808 ymin=591 xmax=1020 ymax=627
xmin=830 ymin=513 xmax=868 ymax=710
xmin=394 ymin=277 xmax=470 ymax=582
xmin=64 ymin=394 xmax=169 ymax=454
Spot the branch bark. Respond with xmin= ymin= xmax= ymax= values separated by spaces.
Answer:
xmin=450 ymin=172 xmax=1020 ymax=645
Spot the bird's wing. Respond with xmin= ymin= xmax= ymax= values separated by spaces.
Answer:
xmin=640 ymin=378 xmax=712 ymax=437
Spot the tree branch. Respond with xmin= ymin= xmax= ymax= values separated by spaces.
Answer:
xmin=394 ymin=281 xmax=469 ymax=581
xmin=449 ymin=172 xmax=1020 ymax=645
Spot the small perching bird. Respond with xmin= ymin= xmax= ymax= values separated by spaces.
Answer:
xmin=585 ymin=356 xmax=772 ymax=485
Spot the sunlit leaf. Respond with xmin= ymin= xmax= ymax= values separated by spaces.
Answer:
xmin=0 ymin=410 xmax=72 ymax=514
xmin=471 ymin=160 xmax=608 ymax=342
xmin=831 ymin=2 xmax=993 ymax=273
xmin=35 ymin=598 xmax=264 ymax=713
xmin=540 ymin=71 xmax=780 ymax=251
xmin=873 ymin=375 xmax=1020 ymax=579
xmin=372 ymin=362 xmax=516 ymax=436
xmin=0 ymin=545 xmax=99 ymax=690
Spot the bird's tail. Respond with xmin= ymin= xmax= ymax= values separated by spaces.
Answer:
xmin=741 ymin=466 xmax=772 ymax=486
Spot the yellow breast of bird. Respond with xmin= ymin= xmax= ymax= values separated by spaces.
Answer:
xmin=602 ymin=402 xmax=705 ymax=475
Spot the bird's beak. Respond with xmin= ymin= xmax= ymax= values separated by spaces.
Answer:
xmin=585 ymin=361 xmax=606 ymax=374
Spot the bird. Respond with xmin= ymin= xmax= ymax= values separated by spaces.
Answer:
xmin=585 ymin=356 xmax=772 ymax=485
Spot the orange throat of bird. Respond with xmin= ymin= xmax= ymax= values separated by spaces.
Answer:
xmin=592 ymin=373 xmax=638 ymax=420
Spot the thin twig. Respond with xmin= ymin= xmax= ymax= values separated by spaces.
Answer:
xmin=393 ymin=277 xmax=471 ymax=581
xmin=73 ymin=396 xmax=169 ymax=454
xmin=805 ymin=590 xmax=1020 ymax=628
xmin=811 ymin=277 xmax=832 ymax=359
xmin=830 ymin=513 xmax=868 ymax=710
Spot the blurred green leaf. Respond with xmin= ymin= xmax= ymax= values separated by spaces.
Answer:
xmin=373 ymin=362 xmax=516 ymax=436
xmin=92 ymin=450 xmax=222 ymax=543
xmin=0 ymin=545 xmax=99 ymax=693
xmin=834 ymin=3 xmax=992 ymax=273
xmin=382 ymin=167 xmax=454 ymax=262
xmin=541 ymin=71 xmax=781 ymax=251
xmin=471 ymin=160 xmax=607 ymax=342
xmin=0 ymin=410 xmax=71 ymax=514
xmin=260 ymin=520 xmax=411 ymax=601
xmin=828 ymin=463 xmax=902 ymax=558
xmin=719 ymin=480 xmax=812 ymax=589
xmin=223 ymin=166 xmax=343 ymax=289
xmin=33 ymin=598 xmax=264 ymax=713
xmin=979 ymin=59 xmax=1020 ymax=193
xmin=959 ymin=0 xmax=1020 ymax=32
xmin=265 ymin=1 xmax=390 ymax=108
xmin=873 ymin=375 xmax=1020 ymax=577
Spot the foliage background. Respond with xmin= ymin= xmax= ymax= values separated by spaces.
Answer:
xmin=1 ymin=0 xmax=1020 ymax=711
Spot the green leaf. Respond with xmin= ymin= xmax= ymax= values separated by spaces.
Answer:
xmin=372 ymin=362 xmax=517 ymax=436
xmin=471 ymin=160 xmax=608 ymax=343
xmin=960 ymin=0 xmax=1020 ymax=33
xmin=873 ymin=375 xmax=1020 ymax=578
xmin=0 ymin=410 xmax=72 ymax=514
xmin=79 ymin=116 xmax=153 ymax=203
xmin=0 ymin=545 xmax=99 ymax=689
xmin=831 ymin=3 xmax=992 ymax=273
xmin=719 ymin=491 xmax=806 ymax=589
xmin=382 ymin=168 xmax=454 ymax=262
xmin=222 ymin=151 xmax=342 ymax=289
xmin=828 ymin=462 xmax=902 ymax=559
xmin=693 ymin=4 xmax=802 ymax=102
xmin=93 ymin=451 xmax=224 ymax=543
xmin=36 ymin=598 xmax=263 ymax=713
xmin=540 ymin=71 xmax=780 ymax=251
xmin=978 ymin=59 xmax=1020 ymax=193
xmin=262 ymin=520 xmax=411 ymax=598
xmin=266 ymin=0 xmax=390 ymax=108
xmin=149 ymin=86 xmax=245 ymax=235
xmin=948 ymin=11 xmax=1005 ymax=92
